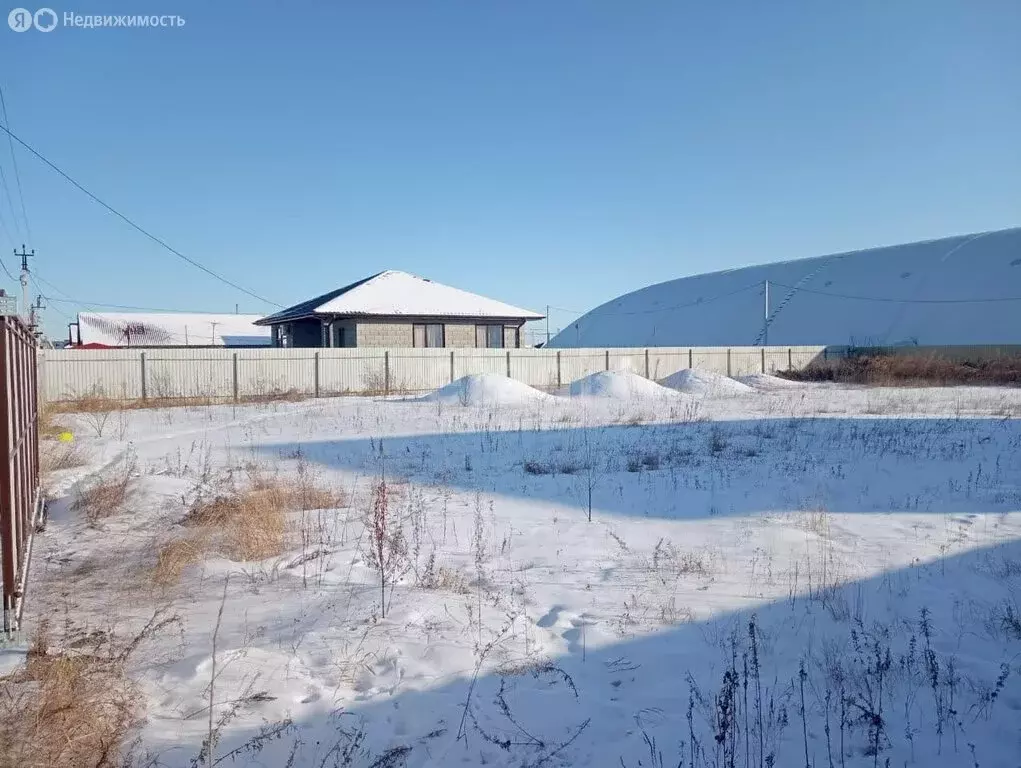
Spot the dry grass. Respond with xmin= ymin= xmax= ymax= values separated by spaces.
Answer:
xmin=781 ymin=353 xmax=1021 ymax=387
xmin=0 ymin=621 xmax=147 ymax=768
xmin=73 ymin=458 xmax=135 ymax=526
xmin=40 ymin=439 xmax=92 ymax=473
xmin=151 ymin=533 xmax=210 ymax=587
xmin=49 ymin=389 xmax=308 ymax=415
xmin=154 ymin=470 xmax=344 ymax=585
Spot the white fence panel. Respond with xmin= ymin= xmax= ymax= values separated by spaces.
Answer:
xmin=388 ymin=349 xmax=451 ymax=393
xmin=509 ymin=350 xmax=560 ymax=389
xmin=238 ymin=349 xmax=316 ymax=397
xmin=558 ymin=350 xmax=609 ymax=384
xmin=318 ymin=350 xmax=387 ymax=394
xmin=646 ymin=350 xmax=690 ymax=381
xmin=453 ymin=349 xmax=510 ymax=382
xmin=145 ymin=349 xmax=233 ymax=399
xmin=41 ymin=349 xmax=144 ymax=400
xmin=38 ymin=345 xmax=832 ymax=403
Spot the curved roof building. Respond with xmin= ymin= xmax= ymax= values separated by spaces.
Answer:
xmin=548 ymin=227 xmax=1021 ymax=348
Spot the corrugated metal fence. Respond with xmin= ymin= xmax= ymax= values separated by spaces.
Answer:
xmin=38 ymin=345 xmax=830 ymax=403
xmin=2 ymin=316 xmax=41 ymax=634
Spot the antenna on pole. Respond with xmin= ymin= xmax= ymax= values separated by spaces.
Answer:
xmin=545 ymin=305 xmax=550 ymax=346
xmin=30 ymin=294 xmax=45 ymax=330
xmin=14 ymin=245 xmax=33 ymax=320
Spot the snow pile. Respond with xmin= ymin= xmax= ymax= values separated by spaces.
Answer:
xmin=561 ymin=370 xmax=681 ymax=400
xmin=736 ymin=373 xmax=810 ymax=391
xmin=423 ymin=374 xmax=551 ymax=406
xmin=660 ymin=368 xmax=755 ymax=395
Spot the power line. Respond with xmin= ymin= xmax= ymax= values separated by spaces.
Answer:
xmin=0 ymin=254 xmax=17 ymax=283
xmin=769 ymin=281 xmax=1021 ymax=305
xmin=0 ymin=85 xmax=30 ymax=242
xmin=44 ymin=293 xmax=247 ymax=314
xmin=0 ymin=124 xmax=282 ymax=308
xmin=558 ymin=281 xmax=763 ymax=320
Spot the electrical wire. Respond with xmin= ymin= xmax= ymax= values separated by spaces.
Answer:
xmin=560 ymin=281 xmax=763 ymax=319
xmin=769 ymin=281 xmax=1021 ymax=305
xmin=0 ymin=85 xmax=30 ymax=243
xmin=0 ymin=124 xmax=282 ymax=308
xmin=44 ymin=294 xmax=244 ymax=314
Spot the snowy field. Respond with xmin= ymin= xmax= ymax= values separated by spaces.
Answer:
xmin=26 ymin=372 xmax=1021 ymax=767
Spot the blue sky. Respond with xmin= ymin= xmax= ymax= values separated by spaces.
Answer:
xmin=1 ymin=0 xmax=1019 ymax=340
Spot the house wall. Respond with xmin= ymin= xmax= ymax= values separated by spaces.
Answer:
xmin=355 ymin=319 xmax=525 ymax=348
xmin=286 ymin=319 xmax=322 ymax=348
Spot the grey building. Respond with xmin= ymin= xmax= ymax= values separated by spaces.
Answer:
xmin=256 ymin=271 xmax=543 ymax=349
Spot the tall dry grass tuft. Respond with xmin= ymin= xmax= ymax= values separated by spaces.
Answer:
xmin=73 ymin=456 xmax=136 ymax=526
xmin=40 ymin=439 xmax=92 ymax=474
xmin=0 ymin=611 xmax=178 ymax=768
xmin=154 ymin=469 xmax=344 ymax=585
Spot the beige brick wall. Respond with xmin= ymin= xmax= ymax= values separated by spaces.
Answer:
xmin=445 ymin=322 xmax=476 ymax=348
xmin=355 ymin=321 xmax=413 ymax=347
xmin=353 ymin=319 xmax=524 ymax=348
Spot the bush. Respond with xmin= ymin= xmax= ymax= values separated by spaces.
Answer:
xmin=781 ymin=354 xmax=1021 ymax=387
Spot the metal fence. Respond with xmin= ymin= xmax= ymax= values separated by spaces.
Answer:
xmin=38 ymin=345 xmax=831 ymax=403
xmin=1 ymin=316 xmax=41 ymax=634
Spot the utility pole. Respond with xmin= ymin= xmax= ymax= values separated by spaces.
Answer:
xmin=545 ymin=305 xmax=550 ymax=346
xmin=763 ymin=279 xmax=770 ymax=346
xmin=30 ymin=294 xmax=45 ymax=330
xmin=14 ymin=245 xmax=33 ymax=320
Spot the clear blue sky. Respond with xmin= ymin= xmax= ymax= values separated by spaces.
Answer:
xmin=2 ymin=0 xmax=1019 ymax=340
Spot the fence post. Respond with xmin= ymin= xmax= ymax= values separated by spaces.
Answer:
xmin=823 ymin=348 xmax=829 ymax=362
xmin=314 ymin=352 xmax=320 ymax=398
xmin=727 ymin=348 xmax=732 ymax=377
xmin=450 ymin=350 xmax=455 ymax=383
xmin=644 ymin=349 xmax=650 ymax=379
xmin=688 ymin=348 xmax=693 ymax=368
xmin=556 ymin=351 xmax=561 ymax=389
xmin=788 ymin=347 xmax=793 ymax=370
xmin=139 ymin=352 xmax=147 ymax=401
xmin=0 ymin=324 xmax=14 ymax=633
xmin=506 ymin=350 xmax=512 ymax=378
xmin=761 ymin=347 xmax=766 ymax=374
xmin=384 ymin=350 xmax=390 ymax=395
xmin=232 ymin=353 xmax=239 ymax=403
xmin=605 ymin=349 xmax=610 ymax=371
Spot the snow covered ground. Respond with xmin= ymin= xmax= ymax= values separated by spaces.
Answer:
xmin=24 ymin=375 xmax=1021 ymax=767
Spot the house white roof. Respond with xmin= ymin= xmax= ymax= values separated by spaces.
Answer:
xmin=77 ymin=312 xmax=271 ymax=347
xmin=259 ymin=270 xmax=543 ymax=323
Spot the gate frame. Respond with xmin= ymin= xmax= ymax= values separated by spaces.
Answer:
xmin=0 ymin=315 xmax=42 ymax=635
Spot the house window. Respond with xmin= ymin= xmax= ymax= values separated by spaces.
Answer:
xmin=333 ymin=325 xmax=346 ymax=348
xmin=413 ymin=323 xmax=445 ymax=348
xmin=475 ymin=324 xmax=504 ymax=349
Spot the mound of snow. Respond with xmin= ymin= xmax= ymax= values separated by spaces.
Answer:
xmin=561 ymin=370 xmax=681 ymax=400
xmin=736 ymin=373 xmax=810 ymax=391
xmin=660 ymin=368 xmax=756 ymax=395
xmin=423 ymin=374 xmax=551 ymax=406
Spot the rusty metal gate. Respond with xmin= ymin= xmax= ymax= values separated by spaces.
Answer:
xmin=0 ymin=315 xmax=40 ymax=635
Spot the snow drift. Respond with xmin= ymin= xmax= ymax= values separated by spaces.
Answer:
xmin=736 ymin=373 xmax=810 ymax=390
xmin=660 ymin=368 xmax=755 ymax=395
xmin=423 ymin=374 xmax=551 ymax=406
xmin=561 ymin=370 xmax=681 ymax=400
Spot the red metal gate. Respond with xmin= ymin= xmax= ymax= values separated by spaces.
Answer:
xmin=0 ymin=315 xmax=40 ymax=634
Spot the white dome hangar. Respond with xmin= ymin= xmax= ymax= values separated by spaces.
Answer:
xmin=548 ymin=227 xmax=1021 ymax=349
